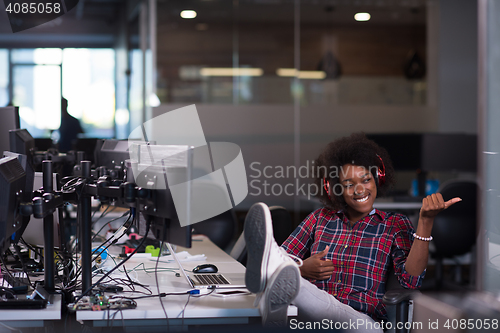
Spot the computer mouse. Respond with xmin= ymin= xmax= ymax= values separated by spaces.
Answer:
xmin=192 ymin=263 xmax=218 ymax=274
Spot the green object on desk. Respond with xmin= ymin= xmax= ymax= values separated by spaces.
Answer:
xmin=145 ymin=245 xmax=160 ymax=257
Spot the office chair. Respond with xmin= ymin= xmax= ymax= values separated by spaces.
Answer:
xmin=430 ymin=179 xmax=478 ymax=290
xmin=269 ymin=206 xmax=294 ymax=246
xmin=230 ymin=205 xmax=294 ymax=266
xmin=192 ymin=209 xmax=238 ymax=252
xmin=383 ymin=267 xmax=421 ymax=333
xmin=230 ymin=230 xmax=247 ymax=265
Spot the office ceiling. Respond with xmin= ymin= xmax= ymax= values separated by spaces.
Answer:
xmin=158 ymin=0 xmax=427 ymax=26
xmin=68 ymin=0 xmax=427 ymax=26
xmin=0 ymin=0 xmax=426 ymax=47
xmin=64 ymin=0 xmax=124 ymax=23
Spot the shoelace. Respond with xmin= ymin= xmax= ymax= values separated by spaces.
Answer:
xmin=278 ymin=247 xmax=303 ymax=267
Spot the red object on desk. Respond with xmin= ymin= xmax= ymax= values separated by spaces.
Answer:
xmin=123 ymin=246 xmax=135 ymax=254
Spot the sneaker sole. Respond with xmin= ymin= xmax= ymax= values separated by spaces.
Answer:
xmin=244 ymin=203 xmax=273 ymax=293
xmin=262 ymin=263 xmax=300 ymax=327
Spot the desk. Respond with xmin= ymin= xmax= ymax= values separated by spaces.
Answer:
xmin=77 ymin=235 xmax=297 ymax=331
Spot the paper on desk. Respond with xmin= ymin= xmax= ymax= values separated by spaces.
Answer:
xmin=149 ymin=251 xmax=206 ymax=263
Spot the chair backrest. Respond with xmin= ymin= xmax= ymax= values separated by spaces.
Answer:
xmin=230 ymin=205 xmax=294 ymax=265
xmin=269 ymin=206 xmax=293 ymax=246
xmin=431 ymin=180 xmax=478 ymax=258
xmin=192 ymin=209 xmax=238 ymax=251
xmin=229 ymin=231 xmax=247 ymax=265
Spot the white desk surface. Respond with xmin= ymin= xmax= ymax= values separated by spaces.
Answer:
xmin=77 ymin=235 xmax=297 ymax=326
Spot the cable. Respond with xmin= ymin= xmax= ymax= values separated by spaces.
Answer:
xmin=0 ymin=255 xmax=22 ymax=288
xmin=180 ymin=294 xmax=191 ymax=328
xmin=91 ymin=204 xmax=115 ymax=229
xmin=0 ymin=287 xmax=16 ymax=299
xmin=91 ymin=210 xmax=131 ymax=242
xmin=90 ymin=202 xmax=103 ymax=224
xmin=12 ymin=245 xmax=34 ymax=289
xmin=74 ymin=218 xmax=152 ymax=304
xmin=71 ymin=212 xmax=132 ymax=283
xmin=109 ymin=302 xmax=125 ymax=328
xmin=19 ymin=238 xmax=44 ymax=259
xmin=109 ymin=291 xmax=191 ymax=301
xmin=155 ymin=239 xmax=170 ymax=332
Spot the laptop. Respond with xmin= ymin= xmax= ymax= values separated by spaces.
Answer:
xmin=166 ymin=243 xmax=247 ymax=290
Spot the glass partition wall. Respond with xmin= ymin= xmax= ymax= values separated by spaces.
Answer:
xmin=478 ymin=0 xmax=500 ymax=295
xmin=150 ymin=0 xmax=429 ymax=220
xmin=154 ymin=0 xmax=427 ymax=106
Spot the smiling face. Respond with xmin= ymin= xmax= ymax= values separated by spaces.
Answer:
xmin=339 ymin=164 xmax=378 ymax=223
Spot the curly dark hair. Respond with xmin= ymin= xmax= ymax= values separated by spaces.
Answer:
xmin=314 ymin=133 xmax=395 ymax=210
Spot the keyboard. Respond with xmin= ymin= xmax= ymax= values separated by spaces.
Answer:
xmin=193 ymin=274 xmax=230 ymax=285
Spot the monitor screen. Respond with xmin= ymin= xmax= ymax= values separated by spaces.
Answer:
xmin=0 ymin=107 xmax=20 ymax=157
xmin=0 ymin=156 xmax=26 ymax=254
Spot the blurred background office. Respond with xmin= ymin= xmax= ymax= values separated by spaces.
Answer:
xmin=2 ymin=0 xmax=500 ymax=298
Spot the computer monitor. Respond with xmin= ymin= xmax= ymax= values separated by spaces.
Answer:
xmin=2 ymin=151 xmax=35 ymax=246
xmin=367 ymin=132 xmax=477 ymax=196
xmin=21 ymin=172 xmax=61 ymax=248
xmin=34 ymin=138 xmax=55 ymax=152
xmin=95 ymin=139 xmax=131 ymax=170
xmin=0 ymin=156 xmax=27 ymax=255
xmin=366 ymin=133 xmax=423 ymax=171
xmin=0 ymin=107 xmax=20 ymax=158
xmin=9 ymin=129 xmax=36 ymax=166
xmin=129 ymin=144 xmax=193 ymax=248
xmin=73 ymin=138 xmax=99 ymax=166
xmin=367 ymin=133 xmax=477 ymax=172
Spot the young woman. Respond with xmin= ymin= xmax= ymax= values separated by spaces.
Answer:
xmin=244 ymin=133 xmax=460 ymax=331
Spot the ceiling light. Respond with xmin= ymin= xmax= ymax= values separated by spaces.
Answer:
xmin=180 ymin=10 xmax=197 ymax=19
xmin=276 ymin=68 xmax=298 ymax=77
xmin=354 ymin=12 xmax=371 ymax=22
xmin=276 ymin=68 xmax=326 ymax=79
xmin=200 ymin=68 xmax=263 ymax=77
xmin=298 ymin=71 xmax=326 ymax=79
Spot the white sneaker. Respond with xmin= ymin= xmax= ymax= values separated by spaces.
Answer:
xmin=259 ymin=262 xmax=300 ymax=327
xmin=244 ymin=202 xmax=302 ymax=294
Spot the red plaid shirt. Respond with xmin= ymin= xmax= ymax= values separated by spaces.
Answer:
xmin=281 ymin=207 xmax=425 ymax=322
